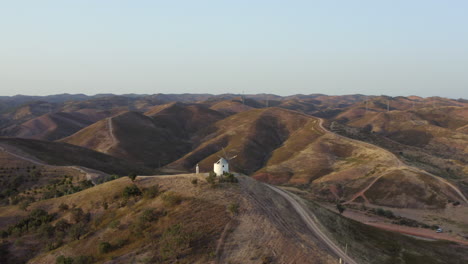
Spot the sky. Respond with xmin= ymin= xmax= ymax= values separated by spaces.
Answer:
xmin=0 ymin=0 xmax=467 ymax=98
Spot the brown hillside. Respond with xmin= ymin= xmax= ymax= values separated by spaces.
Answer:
xmin=209 ymin=100 xmax=254 ymax=116
xmin=169 ymin=107 xmax=465 ymax=209
xmin=0 ymin=137 xmax=151 ymax=176
xmin=0 ymin=175 xmax=339 ymax=264
xmin=62 ymin=104 xmax=225 ymax=167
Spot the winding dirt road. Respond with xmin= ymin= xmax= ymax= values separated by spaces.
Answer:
xmin=267 ymin=184 xmax=358 ymax=264
xmin=317 ymin=118 xmax=468 ymax=204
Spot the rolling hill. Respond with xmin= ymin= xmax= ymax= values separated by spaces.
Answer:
xmin=61 ymin=104 xmax=224 ymax=167
xmin=168 ymin=107 xmax=467 ymax=209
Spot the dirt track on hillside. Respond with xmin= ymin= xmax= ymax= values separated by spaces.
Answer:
xmin=267 ymin=185 xmax=357 ymax=264
xmin=0 ymin=143 xmax=107 ymax=184
xmin=317 ymin=118 xmax=468 ymax=204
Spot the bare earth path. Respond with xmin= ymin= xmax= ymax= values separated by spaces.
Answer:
xmin=267 ymin=184 xmax=358 ymax=264
xmin=317 ymin=118 xmax=468 ymax=204
xmin=0 ymin=143 xmax=107 ymax=184
xmin=103 ymin=117 xmax=119 ymax=153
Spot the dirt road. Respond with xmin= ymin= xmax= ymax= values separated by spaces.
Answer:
xmin=267 ymin=184 xmax=358 ymax=264
xmin=104 ymin=117 xmax=118 ymax=153
xmin=317 ymin=118 xmax=468 ymax=204
xmin=0 ymin=143 xmax=106 ymax=184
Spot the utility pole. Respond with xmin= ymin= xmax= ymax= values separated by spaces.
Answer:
xmin=387 ymin=100 xmax=390 ymax=112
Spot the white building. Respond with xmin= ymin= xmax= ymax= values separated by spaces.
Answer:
xmin=213 ymin=158 xmax=229 ymax=176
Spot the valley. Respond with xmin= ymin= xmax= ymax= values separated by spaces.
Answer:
xmin=0 ymin=93 xmax=467 ymax=263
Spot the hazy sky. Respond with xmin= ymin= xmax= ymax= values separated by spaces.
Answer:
xmin=1 ymin=1 xmax=467 ymax=98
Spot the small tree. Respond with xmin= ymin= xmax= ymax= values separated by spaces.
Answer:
xmin=336 ymin=203 xmax=346 ymax=214
xmin=128 ymin=172 xmax=137 ymax=182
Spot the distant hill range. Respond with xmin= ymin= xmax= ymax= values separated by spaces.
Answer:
xmin=0 ymin=93 xmax=467 ymax=209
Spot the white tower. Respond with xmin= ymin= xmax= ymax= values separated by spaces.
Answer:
xmin=196 ymin=163 xmax=199 ymax=174
xmin=213 ymin=158 xmax=229 ymax=176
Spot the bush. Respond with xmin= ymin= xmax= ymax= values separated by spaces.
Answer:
xmin=19 ymin=200 xmax=30 ymax=211
xmin=220 ymin=172 xmax=238 ymax=183
xmin=122 ymin=185 xmax=142 ymax=198
xmin=54 ymin=219 xmax=70 ymax=232
xmin=140 ymin=209 xmax=157 ymax=223
xmin=383 ymin=210 xmax=395 ymax=218
xmin=7 ymin=209 xmax=55 ymax=236
xmin=336 ymin=203 xmax=345 ymax=214
xmin=207 ymin=172 xmax=216 ymax=185
xmin=56 ymin=255 xmax=74 ymax=264
xmin=70 ymin=222 xmax=88 ymax=240
xmin=161 ymin=192 xmax=182 ymax=207
xmin=108 ymin=220 xmax=120 ymax=229
xmin=128 ymin=172 xmax=137 ymax=181
xmin=70 ymin=208 xmax=90 ymax=223
xmin=375 ymin=208 xmax=395 ymax=219
xmin=191 ymin=178 xmax=198 ymax=185
xmin=58 ymin=203 xmax=69 ymax=211
xmin=37 ymin=224 xmax=55 ymax=238
xmin=227 ymin=203 xmax=239 ymax=215
xmin=115 ymin=239 xmax=128 ymax=249
xmin=46 ymin=240 xmax=63 ymax=251
xmin=160 ymin=224 xmax=195 ymax=260
xmin=99 ymin=241 xmax=112 ymax=254
xmin=74 ymin=256 xmax=94 ymax=264
xmin=143 ymin=185 xmax=160 ymax=199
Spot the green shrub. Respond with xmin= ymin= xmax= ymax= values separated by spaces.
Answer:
xmin=74 ymin=256 xmax=94 ymax=264
xmin=99 ymin=241 xmax=112 ymax=254
xmin=140 ymin=209 xmax=157 ymax=223
xmin=37 ymin=223 xmax=54 ymax=238
xmin=70 ymin=222 xmax=88 ymax=240
xmin=220 ymin=172 xmax=238 ymax=183
xmin=122 ymin=185 xmax=142 ymax=198
xmin=227 ymin=203 xmax=239 ymax=215
xmin=54 ymin=219 xmax=71 ymax=232
xmin=128 ymin=172 xmax=137 ymax=181
xmin=115 ymin=239 xmax=128 ymax=249
xmin=46 ymin=240 xmax=63 ymax=251
xmin=108 ymin=220 xmax=120 ymax=229
xmin=19 ymin=200 xmax=30 ymax=211
xmin=161 ymin=192 xmax=182 ymax=207
xmin=336 ymin=203 xmax=345 ymax=214
xmin=7 ymin=209 xmax=55 ymax=236
xmin=56 ymin=255 xmax=74 ymax=264
xmin=207 ymin=172 xmax=216 ymax=185
xmin=58 ymin=203 xmax=69 ymax=211
xmin=70 ymin=208 xmax=90 ymax=223
xmin=143 ymin=185 xmax=160 ymax=199
xmin=160 ymin=224 xmax=196 ymax=260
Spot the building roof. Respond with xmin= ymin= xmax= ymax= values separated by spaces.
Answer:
xmin=216 ymin=158 xmax=228 ymax=164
